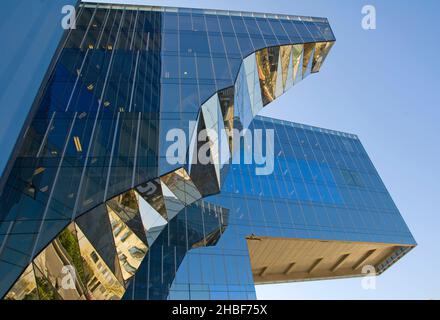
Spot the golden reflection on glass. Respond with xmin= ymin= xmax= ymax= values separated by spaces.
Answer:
xmin=280 ymin=45 xmax=292 ymax=90
xmin=302 ymin=43 xmax=315 ymax=78
xmin=33 ymin=223 xmax=88 ymax=300
xmin=256 ymin=47 xmax=280 ymax=105
xmin=312 ymin=41 xmax=334 ymax=73
xmin=75 ymin=223 xmax=125 ymax=300
xmin=161 ymin=168 xmax=202 ymax=206
xmin=107 ymin=189 xmax=151 ymax=242
xmin=106 ymin=206 xmax=148 ymax=281
xmin=108 ymin=189 xmax=139 ymax=215
xmin=4 ymin=264 xmax=39 ymax=300
xmin=33 ymin=263 xmax=61 ymax=300
xmin=292 ymin=44 xmax=303 ymax=82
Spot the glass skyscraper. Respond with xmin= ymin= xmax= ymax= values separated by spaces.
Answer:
xmin=0 ymin=2 xmax=415 ymax=300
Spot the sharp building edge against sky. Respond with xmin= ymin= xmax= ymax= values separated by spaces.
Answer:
xmin=0 ymin=1 xmax=415 ymax=300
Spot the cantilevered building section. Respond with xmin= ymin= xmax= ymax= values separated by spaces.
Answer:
xmin=242 ymin=117 xmax=415 ymax=286
xmin=167 ymin=116 xmax=416 ymax=299
xmin=0 ymin=2 xmax=414 ymax=300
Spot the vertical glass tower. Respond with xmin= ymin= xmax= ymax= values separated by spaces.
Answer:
xmin=0 ymin=2 xmax=414 ymax=300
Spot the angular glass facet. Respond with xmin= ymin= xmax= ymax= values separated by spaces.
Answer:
xmin=161 ymin=168 xmax=202 ymax=206
xmin=188 ymin=113 xmax=222 ymax=196
xmin=234 ymin=62 xmax=253 ymax=130
xmin=137 ymin=194 xmax=168 ymax=246
xmin=284 ymin=47 xmax=294 ymax=91
xmin=275 ymin=50 xmax=284 ymax=98
xmin=256 ymin=47 xmax=280 ymax=106
xmin=76 ymin=206 xmax=124 ymax=283
xmin=106 ymin=206 xmax=148 ymax=282
xmin=33 ymin=223 xmax=89 ymax=300
xmin=292 ymin=44 xmax=304 ymax=83
xmin=4 ymin=264 xmax=39 ymax=300
xmin=280 ymin=45 xmax=293 ymax=91
xmin=75 ymin=223 xmax=126 ymax=299
xmin=33 ymin=263 xmax=60 ymax=300
xmin=218 ymin=87 xmax=235 ymax=152
xmin=312 ymin=41 xmax=334 ymax=73
xmin=241 ymin=54 xmax=261 ymax=119
xmin=106 ymin=190 xmax=149 ymax=245
xmin=201 ymin=95 xmax=222 ymax=186
xmin=302 ymin=43 xmax=316 ymax=79
xmin=160 ymin=180 xmax=186 ymax=221
xmin=136 ymin=178 xmax=168 ymax=221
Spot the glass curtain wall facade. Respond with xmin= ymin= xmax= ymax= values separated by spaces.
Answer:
xmin=0 ymin=0 xmax=77 ymax=178
xmin=0 ymin=2 xmax=414 ymax=300
xmin=167 ymin=116 xmax=416 ymax=299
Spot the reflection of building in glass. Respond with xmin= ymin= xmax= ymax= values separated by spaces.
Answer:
xmin=4 ymin=265 xmax=38 ymax=300
xmin=0 ymin=2 xmax=415 ymax=300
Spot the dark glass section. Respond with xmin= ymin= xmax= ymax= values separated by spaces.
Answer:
xmin=123 ymin=200 xmax=228 ymax=300
xmin=0 ymin=5 xmax=162 ymax=298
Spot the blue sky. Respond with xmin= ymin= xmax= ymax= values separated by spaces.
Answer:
xmin=2 ymin=0 xmax=439 ymax=299
xmin=92 ymin=0 xmax=440 ymax=299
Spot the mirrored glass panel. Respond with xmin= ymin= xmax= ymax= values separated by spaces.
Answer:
xmin=106 ymin=206 xmax=148 ymax=281
xmin=33 ymin=223 xmax=88 ymax=300
xmin=4 ymin=264 xmax=39 ymax=300
xmin=75 ymin=224 xmax=125 ymax=299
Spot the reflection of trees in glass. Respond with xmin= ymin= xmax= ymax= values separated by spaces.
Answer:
xmin=120 ymin=191 xmax=138 ymax=211
xmin=22 ymin=289 xmax=39 ymax=300
xmin=5 ymin=288 xmax=38 ymax=300
xmin=36 ymin=277 xmax=57 ymax=300
xmin=57 ymin=228 xmax=87 ymax=285
xmin=80 ymin=257 xmax=95 ymax=285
